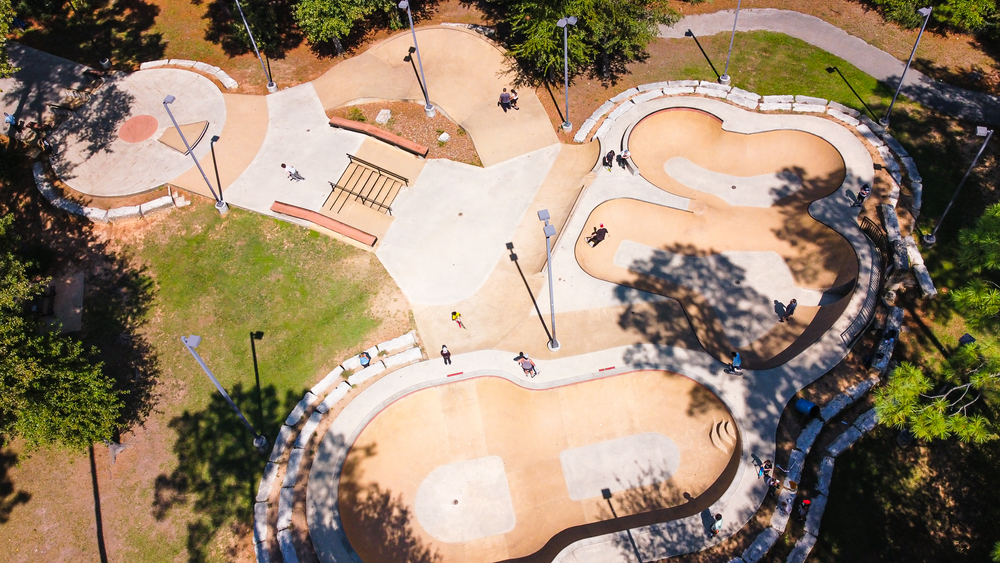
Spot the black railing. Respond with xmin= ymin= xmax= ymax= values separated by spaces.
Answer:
xmin=327 ymin=181 xmax=394 ymax=215
xmin=347 ymin=154 xmax=408 ymax=186
xmin=841 ymin=217 xmax=891 ymax=345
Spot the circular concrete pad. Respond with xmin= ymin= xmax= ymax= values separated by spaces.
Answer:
xmin=414 ymin=455 xmax=516 ymax=543
xmin=117 ymin=114 xmax=158 ymax=143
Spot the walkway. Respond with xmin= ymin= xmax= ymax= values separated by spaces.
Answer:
xmin=660 ymin=8 xmax=1000 ymax=124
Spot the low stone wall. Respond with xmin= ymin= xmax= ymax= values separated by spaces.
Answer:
xmin=254 ymin=331 xmax=422 ymax=563
xmin=139 ymin=59 xmax=239 ymax=90
xmin=725 ymin=377 xmax=881 ymax=563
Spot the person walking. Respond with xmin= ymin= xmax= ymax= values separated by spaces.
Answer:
xmin=451 ymin=311 xmax=466 ymax=329
xmin=441 ymin=345 xmax=452 ymax=365
xmin=498 ymin=88 xmax=512 ymax=113
xmin=710 ymin=514 xmax=723 ymax=536
xmin=852 ymin=183 xmax=871 ymax=207
xmin=617 ymin=149 xmax=631 ymax=169
xmin=510 ymin=89 xmax=520 ymax=110
xmin=586 ymin=224 xmax=609 ymax=247
xmin=281 ymin=163 xmax=305 ymax=181
xmin=602 ymin=150 xmax=616 ymax=170
xmin=779 ymin=299 xmax=797 ymax=323
xmin=514 ymin=352 xmax=537 ymax=377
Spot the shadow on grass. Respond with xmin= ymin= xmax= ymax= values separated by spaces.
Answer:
xmin=198 ymin=0 xmax=303 ymax=60
xmin=814 ymin=426 xmax=1000 ymax=562
xmin=152 ymin=383 xmax=301 ymax=563
xmin=15 ymin=0 xmax=165 ymax=68
xmin=0 ymin=448 xmax=30 ymax=525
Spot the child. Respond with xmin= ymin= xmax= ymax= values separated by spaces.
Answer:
xmin=451 ymin=311 xmax=465 ymax=329
xmin=510 ymin=89 xmax=520 ymax=110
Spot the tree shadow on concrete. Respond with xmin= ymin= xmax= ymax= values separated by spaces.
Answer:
xmin=0 ymin=448 xmax=30 ymax=524
xmin=15 ymin=0 xmax=165 ymax=69
xmin=0 ymin=145 xmax=160 ymax=439
xmin=151 ymin=383 xmax=301 ymax=563
xmin=337 ymin=440 xmax=442 ymax=563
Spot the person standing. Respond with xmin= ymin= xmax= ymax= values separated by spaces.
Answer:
xmin=451 ymin=311 xmax=466 ymax=329
xmin=710 ymin=514 xmax=723 ymax=536
xmin=617 ymin=149 xmax=631 ymax=169
xmin=514 ymin=352 xmax=537 ymax=377
xmin=603 ymin=150 xmax=616 ymax=170
xmin=440 ymin=345 xmax=452 ymax=365
xmin=852 ymin=184 xmax=871 ymax=207
xmin=281 ymin=163 xmax=305 ymax=181
xmin=779 ymin=299 xmax=797 ymax=323
xmin=498 ymin=88 xmax=512 ymax=113
xmin=510 ymin=89 xmax=520 ymax=110
xmin=796 ymin=499 xmax=811 ymax=520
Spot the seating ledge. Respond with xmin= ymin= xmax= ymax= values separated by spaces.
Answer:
xmin=328 ymin=116 xmax=429 ymax=158
xmin=270 ymin=201 xmax=378 ymax=247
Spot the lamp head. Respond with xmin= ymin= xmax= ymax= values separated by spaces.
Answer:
xmin=825 ymin=66 xmax=836 ymax=74
xmin=505 ymin=242 xmax=514 ymax=250
xmin=398 ymin=0 xmax=408 ymax=9
xmin=183 ymin=335 xmax=202 ymax=348
xmin=543 ymin=224 xmax=557 ymax=237
xmin=918 ymin=6 xmax=932 ymax=16
xmin=163 ymin=95 xmax=176 ymax=104
xmin=568 ymin=16 xmax=577 ymax=25
xmin=557 ymin=18 xmax=566 ymax=27
xmin=684 ymin=29 xmax=694 ymax=37
xmin=211 ymin=135 xmax=220 ymax=143
xmin=976 ymin=126 xmax=991 ymax=136
xmin=252 ymin=331 xmax=264 ymax=340
xmin=537 ymin=209 xmax=550 ymax=221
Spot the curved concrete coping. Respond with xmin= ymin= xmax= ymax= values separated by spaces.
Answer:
xmin=307 ymin=346 xmax=766 ymax=563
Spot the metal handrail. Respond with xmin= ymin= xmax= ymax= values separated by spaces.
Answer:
xmin=327 ymin=181 xmax=394 ymax=215
xmin=347 ymin=154 xmax=409 ymax=186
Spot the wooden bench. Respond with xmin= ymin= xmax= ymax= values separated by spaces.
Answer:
xmin=270 ymin=201 xmax=378 ymax=247
xmin=329 ymin=116 xmax=429 ymax=158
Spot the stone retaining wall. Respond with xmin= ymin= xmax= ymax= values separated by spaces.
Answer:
xmin=139 ymin=59 xmax=239 ymax=90
xmin=254 ymin=331 xmax=422 ymax=563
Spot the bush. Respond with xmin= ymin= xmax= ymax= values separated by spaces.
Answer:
xmin=347 ymin=107 xmax=367 ymax=122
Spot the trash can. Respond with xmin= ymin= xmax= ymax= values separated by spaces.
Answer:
xmin=795 ymin=398 xmax=820 ymax=418
xmin=100 ymin=58 xmax=111 ymax=70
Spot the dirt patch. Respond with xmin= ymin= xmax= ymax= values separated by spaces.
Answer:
xmin=328 ymin=101 xmax=482 ymax=166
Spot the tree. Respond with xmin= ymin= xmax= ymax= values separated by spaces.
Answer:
xmin=497 ymin=0 xmax=679 ymax=84
xmin=294 ymin=0 xmax=400 ymax=47
xmin=0 ymin=0 xmax=18 ymax=81
xmin=0 ymin=214 xmax=123 ymax=450
xmin=874 ymin=345 xmax=1000 ymax=443
xmin=950 ymin=203 xmax=1000 ymax=325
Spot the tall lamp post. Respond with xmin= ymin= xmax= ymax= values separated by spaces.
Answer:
xmin=881 ymin=6 xmax=932 ymax=128
xmin=399 ymin=1 xmax=435 ymax=117
xmin=719 ymin=0 xmax=742 ymax=86
xmin=556 ymin=16 xmax=577 ymax=131
xmin=231 ymin=0 xmax=277 ymax=93
xmin=163 ymin=95 xmax=229 ymax=216
xmin=537 ymin=210 xmax=560 ymax=351
xmin=181 ymin=335 xmax=269 ymax=454
xmin=923 ymin=126 xmax=993 ymax=247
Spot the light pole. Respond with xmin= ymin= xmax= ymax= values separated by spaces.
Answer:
xmin=209 ymin=135 xmax=224 ymax=204
xmin=881 ymin=6 xmax=932 ymax=128
xmin=399 ymin=1 xmax=435 ymax=117
xmin=163 ymin=95 xmax=229 ymax=216
xmin=180 ymin=335 xmax=269 ymax=454
xmin=923 ymin=126 xmax=993 ymax=247
xmin=249 ymin=331 xmax=265 ymax=432
xmin=231 ymin=0 xmax=277 ymax=93
xmin=537 ymin=209 xmax=560 ymax=351
xmin=719 ymin=0 xmax=742 ymax=86
xmin=556 ymin=16 xmax=577 ymax=131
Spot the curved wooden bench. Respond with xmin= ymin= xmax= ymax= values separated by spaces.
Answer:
xmin=329 ymin=116 xmax=429 ymax=158
xmin=270 ymin=201 xmax=377 ymax=247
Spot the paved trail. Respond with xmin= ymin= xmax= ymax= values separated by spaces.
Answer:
xmin=661 ymin=9 xmax=1000 ymax=125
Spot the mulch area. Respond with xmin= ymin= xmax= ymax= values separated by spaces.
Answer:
xmin=327 ymin=101 xmax=482 ymax=166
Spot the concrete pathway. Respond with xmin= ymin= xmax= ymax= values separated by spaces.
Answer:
xmin=661 ymin=8 xmax=1000 ymax=124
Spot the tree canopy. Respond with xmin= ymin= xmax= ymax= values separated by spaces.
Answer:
xmin=294 ymin=0 xmax=400 ymax=46
xmin=0 ymin=215 xmax=123 ymax=450
xmin=874 ymin=345 xmax=1000 ymax=444
xmin=0 ymin=0 xmax=18 ymax=81
xmin=950 ymin=203 xmax=1000 ymax=325
xmin=496 ymin=0 xmax=679 ymax=84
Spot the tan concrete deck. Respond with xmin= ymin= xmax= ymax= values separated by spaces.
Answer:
xmin=339 ymin=370 xmax=734 ymax=563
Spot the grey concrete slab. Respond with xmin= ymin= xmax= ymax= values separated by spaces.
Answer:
xmin=413 ymin=455 xmax=516 ymax=542
xmin=803 ymin=493 xmax=828 ymax=536
xmin=770 ymin=488 xmax=795 ymax=532
xmin=560 ymin=432 xmax=680 ymax=501
xmin=795 ymin=418 xmax=824 ymax=453
xmin=254 ymin=501 xmax=269 ymax=543
xmin=48 ymin=69 xmax=225 ymax=196
xmin=816 ymin=456 xmax=835 ymax=496
xmin=741 ymin=526 xmax=779 ymax=563
xmin=664 ymin=156 xmax=803 ymax=207
xmin=257 ymin=462 xmax=278 ymax=502
xmin=787 ymin=532 xmax=818 ymax=563
xmin=223 ymin=82 xmax=364 ymax=218
xmin=283 ymin=449 xmax=304 ymax=488
xmin=827 ymin=426 xmax=863 ymax=457
xmin=277 ymin=529 xmax=301 ymax=563
xmin=375 ymin=144 xmax=560 ymax=305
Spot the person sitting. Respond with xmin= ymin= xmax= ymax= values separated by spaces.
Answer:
xmin=727 ymin=351 xmax=743 ymax=373
xmin=586 ymin=224 xmax=609 ymax=247
xmin=359 ymin=351 xmax=371 ymax=368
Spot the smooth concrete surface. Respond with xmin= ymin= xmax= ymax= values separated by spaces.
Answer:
xmin=559 ymin=432 xmax=681 ymax=501
xmin=413 ymin=455 xmax=517 ymax=543
xmin=0 ymin=43 xmax=89 ymax=123
xmin=221 ymin=83 xmax=365 ymax=218
xmin=664 ymin=157 xmax=803 ymax=207
xmin=376 ymin=144 xmax=561 ymax=305
xmin=49 ymin=69 xmax=225 ymax=196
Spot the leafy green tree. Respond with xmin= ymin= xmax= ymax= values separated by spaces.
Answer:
xmin=874 ymin=345 xmax=1000 ymax=443
xmin=294 ymin=0 xmax=400 ymax=47
xmin=950 ymin=203 xmax=1000 ymax=325
xmin=498 ymin=0 xmax=678 ymax=84
xmin=869 ymin=0 xmax=998 ymax=31
xmin=0 ymin=214 xmax=123 ymax=450
xmin=0 ymin=0 xmax=18 ymax=80
xmin=992 ymin=540 xmax=1000 ymax=562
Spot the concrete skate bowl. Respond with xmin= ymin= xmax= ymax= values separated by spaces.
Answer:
xmin=309 ymin=370 xmax=740 ymax=563
xmin=578 ymin=107 xmax=859 ymax=369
